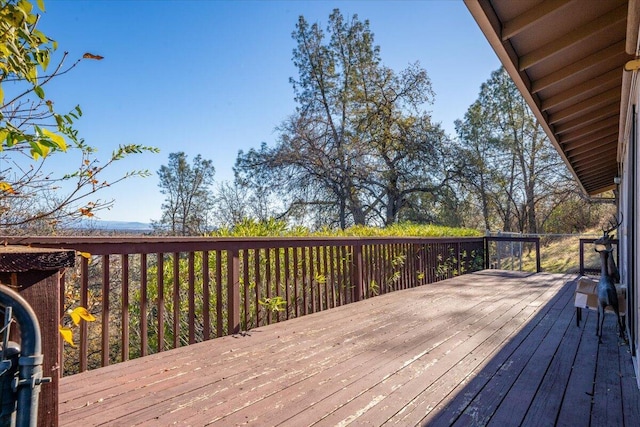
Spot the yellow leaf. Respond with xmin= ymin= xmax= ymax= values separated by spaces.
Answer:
xmin=0 ymin=182 xmax=14 ymax=194
xmin=78 ymin=251 xmax=91 ymax=259
xmin=41 ymin=128 xmax=67 ymax=151
xmin=59 ymin=326 xmax=75 ymax=347
xmin=26 ymin=66 xmax=37 ymax=83
xmin=69 ymin=307 xmax=95 ymax=325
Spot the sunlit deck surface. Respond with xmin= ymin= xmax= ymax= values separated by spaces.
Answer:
xmin=59 ymin=270 xmax=640 ymax=426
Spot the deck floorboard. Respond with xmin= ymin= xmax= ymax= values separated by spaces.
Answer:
xmin=59 ymin=271 xmax=640 ymax=426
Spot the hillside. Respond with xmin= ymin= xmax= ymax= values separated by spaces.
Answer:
xmin=522 ymin=233 xmax=602 ymax=274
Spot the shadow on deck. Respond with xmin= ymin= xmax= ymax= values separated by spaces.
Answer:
xmin=59 ymin=271 xmax=640 ymax=426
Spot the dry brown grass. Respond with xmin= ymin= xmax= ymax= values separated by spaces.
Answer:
xmin=520 ymin=232 xmax=602 ymax=274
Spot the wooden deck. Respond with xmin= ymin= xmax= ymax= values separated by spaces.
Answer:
xmin=59 ymin=271 xmax=640 ymax=426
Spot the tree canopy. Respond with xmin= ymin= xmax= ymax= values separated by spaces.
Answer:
xmin=155 ymin=152 xmax=215 ymax=236
xmin=452 ymin=67 xmax=588 ymax=234
xmin=235 ymin=9 xmax=451 ymax=229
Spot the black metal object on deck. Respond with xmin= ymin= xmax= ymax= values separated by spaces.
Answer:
xmin=0 ymin=285 xmax=50 ymax=427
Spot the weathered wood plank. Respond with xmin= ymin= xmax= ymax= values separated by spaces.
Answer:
xmin=591 ymin=318 xmax=624 ymax=426
xmin=96 ymin=274 xmax=507 ymax=425
xmin=390 ymin=275 xmax=569 ymax=426
xmin=327 ymin=281 xmax=550 ymax=426
xmin=422 ymin=274 xmax=572 ymax=426
xmin=555 ymin=309 xmax=599 ymax=426
xmin=61 ymin=281 xmax=459 ymax=423
xmin=58 ymin=271 xmax=640 ymax=427
xmin=434 ymin=277 xmax=571 ymax=426
xmin=619 ymin=331 xmax=640 ymax=425
xmin=520 ymin=281 xmax=584 ymax=426
xmin=488 ymin=279 xmax=576 ymax=426
xmin=254 ymin=292 xmax=516 ymax=426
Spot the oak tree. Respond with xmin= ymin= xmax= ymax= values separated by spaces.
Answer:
xmin=235 ymin=9 xmax=448 ymax=228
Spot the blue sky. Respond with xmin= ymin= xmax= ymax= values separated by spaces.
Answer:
xmin=35 ymin=0 xmax=500 ymax=223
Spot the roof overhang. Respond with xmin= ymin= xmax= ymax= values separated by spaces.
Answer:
xmin=464 ymin=0 xmax=638 ymax=195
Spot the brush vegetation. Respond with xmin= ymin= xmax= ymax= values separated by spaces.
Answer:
xmin=213 ymin=219 xmax=601 ymax=274
xmin=211 ymin=218 xmax=483 ymax=238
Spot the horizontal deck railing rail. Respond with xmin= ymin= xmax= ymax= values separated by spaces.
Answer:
xmin=2 ymin=236 xmax=489 ymax=375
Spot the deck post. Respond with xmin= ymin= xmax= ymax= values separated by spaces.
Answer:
xmin=0 ymin=245 xmax=75 ymax=427
xmin=579 ymin=239 xmax=586 ymax=276
xmin=227 ymin=248 xmax=240 ymax=334
xmin=484 ymin=237 xmax=490 ymax=269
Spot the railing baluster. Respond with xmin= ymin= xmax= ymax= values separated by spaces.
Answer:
xmin=122 ymin=254 xmax=129 ymax=362
xmin=354 ymin=243 xmax=363 ymax=302
xmin=275 ymin=247 xmax=282 ymax=320
xmin=140 ymin=253 xmax=148 ymax=357
xmin=215 ymin=250 xmax=223 ymax=338
xmin=80 ymin=256 xmax=89 ymax=372
xmin=375 ymin=244 xmax=382 ymax=295
xmin=265 ymin=248 xmax=272 ymax=324
xmin=227 ymin=248 xmax=240 ymax=335
xmin=59 ymin=269 xmax=66 ymax=371
xmin=302 ymin=247 xmax=308 ymax=315
xmin=399 ymin=243 xmax=404 ymax=288
xmin=361 ymin=245 xmax=367 ymax=299
xmin=341 ymin=245 xmax=349 ymax=304
xmin=317 ymin=246 xmax=323 ymax=310
xmin=188 ymin=252 xmax=196 ymax=345
xmin=309 ymin=246 xmax=316 ymax=313
xmin=172 ymin=252 xmax=180 ymax=348
xmin=284 ymin=247 xmax=291 ymax=320
xmin=255 ymin=248 xmax=262 ymax=326
xmin=402 ymin=244 xmax=407 ymax=288
xmin=101 ymin=255 xmax=110 ymax=367
xmin=293 ymin=247 xmax=299 ymax=317
xmin=323 ymin=246 xmax=329 ymax=309
xmin=157 ymin=252 xmax=165 ymax=352
xmin=402 ymin=244 xmax=408 ymax=289
xmin=242 ymin=249 xmax=250 ymax=330
xmin=328 ymin=245 xmax=336 ymax=307
xmin=202 ymin=251 xmax=210 ymax=341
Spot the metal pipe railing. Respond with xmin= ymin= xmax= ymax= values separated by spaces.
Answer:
xmin=0 ymin=285 xmax=50 ymax=427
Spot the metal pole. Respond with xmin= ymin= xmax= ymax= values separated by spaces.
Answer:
xmin=0 ymin=285 xmax=49 ymax=427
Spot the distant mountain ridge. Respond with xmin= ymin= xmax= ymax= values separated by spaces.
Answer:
xmin=79 ymin=220 xmax=153 ymax=232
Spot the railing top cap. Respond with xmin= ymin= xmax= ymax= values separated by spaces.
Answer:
xmin=0 ymin=235 xmax=485 ymax=243
xmin=0 ymin=245 xmax=75 ymax=272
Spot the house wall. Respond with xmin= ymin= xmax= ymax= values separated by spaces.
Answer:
xmin=620 ymin=77 xmax=640 ymax=386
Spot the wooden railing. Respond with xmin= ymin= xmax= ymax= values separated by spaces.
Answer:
xmin=2 ymin=236 xmax=486 ymax=375
xmin=579 ymin=237 xmax=618 ymax=276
